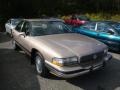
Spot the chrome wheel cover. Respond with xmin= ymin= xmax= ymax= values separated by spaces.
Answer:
xmin=35 ymin=56 xmax=42 ymax=74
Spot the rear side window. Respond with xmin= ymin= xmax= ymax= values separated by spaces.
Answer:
xmin=97 ymin=23 xmax=106 ymax=31
xmin=89 ymin=23 xmax=96 ymax=30
xmin=15 ymin=21 xmax=24 ymax=32
xmin=82 ymin=22 xmax=96 ymax=31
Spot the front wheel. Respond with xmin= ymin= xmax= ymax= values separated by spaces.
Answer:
xmin=35 ymin=53 xmax=49 ymax=77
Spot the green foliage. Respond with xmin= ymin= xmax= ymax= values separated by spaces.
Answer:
xmin=86 ymin=13 xmax=120 ymax=21
xmin=111 ymin=15 xmax=120 ymax=21
xmin=0 ymin=0 xmax=120 ymax=31
xmin=86 ymin=13 xmax=105 ymax=21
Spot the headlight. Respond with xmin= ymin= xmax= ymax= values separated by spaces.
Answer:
xmin=52 ymin=57 xmax=78 ymax=67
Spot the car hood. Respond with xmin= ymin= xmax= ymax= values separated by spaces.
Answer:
xmin=31 ymin=33 xmax=107 ymax=58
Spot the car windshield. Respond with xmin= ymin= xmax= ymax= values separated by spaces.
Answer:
xmin=31 ymin=21 xmax=72 ymax=36
xmin=11 ymin=19 xmax=21 ymax=26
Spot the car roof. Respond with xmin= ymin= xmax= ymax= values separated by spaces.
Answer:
xmin=10 ymin=18 xmax=23 ymax=20
xmin=24 ymin=18 xmax=64 ymax=22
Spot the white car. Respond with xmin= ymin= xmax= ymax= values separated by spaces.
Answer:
xmin=5 ymin=19 xmax=22 ymax=35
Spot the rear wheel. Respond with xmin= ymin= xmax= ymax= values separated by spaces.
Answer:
xmin=35 ymin=53 xmax=49 ymax=77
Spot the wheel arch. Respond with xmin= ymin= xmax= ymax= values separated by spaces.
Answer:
xmin=31 ymin=48 xmax=44 ymax=64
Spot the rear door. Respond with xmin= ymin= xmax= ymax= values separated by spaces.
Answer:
xmin=18 ymin=21 xmax=32 ymax=54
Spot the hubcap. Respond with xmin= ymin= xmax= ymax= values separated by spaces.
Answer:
xmin=35 ymin=56 xmax=42 ymax=74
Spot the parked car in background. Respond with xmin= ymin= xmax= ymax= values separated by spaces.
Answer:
xmin=65 ymin=15 xmax=90 ymax=26
xmin=5 ymin=18 xmax=22 ymax=35
xmin=12 ymin=19 xmax=112 ymax=78
xmin=72 ymin=21 xmax=120 ymax=52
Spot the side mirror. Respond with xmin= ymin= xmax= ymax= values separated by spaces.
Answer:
xmin=19 ymin=32 xmax=26 ymax=37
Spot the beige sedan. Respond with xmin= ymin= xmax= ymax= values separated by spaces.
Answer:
xmin=12 ymin=19 xmax=112 ymax=78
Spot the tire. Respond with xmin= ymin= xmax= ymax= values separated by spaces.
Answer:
xmin=12 ymin=39 xmax=20 ymax=50
xmin=35 ymin=52 xmax=49 ymax=77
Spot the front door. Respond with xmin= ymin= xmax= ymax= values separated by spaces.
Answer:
xmin=18 ymin=21 xmax=32 ymax=55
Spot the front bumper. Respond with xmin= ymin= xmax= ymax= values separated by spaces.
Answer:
xmin=46 ymin=54 xmax=112 ymax=78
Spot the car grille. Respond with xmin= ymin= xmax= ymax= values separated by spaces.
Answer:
xmin=79 ymin=51 xmax=105 ymax=67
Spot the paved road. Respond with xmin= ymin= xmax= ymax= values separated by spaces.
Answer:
xmin=0 ymin=33 xmax=120 ymax=90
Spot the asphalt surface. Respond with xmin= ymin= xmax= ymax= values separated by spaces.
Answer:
xmin=0 ymin=33 xmax=120 ymax=90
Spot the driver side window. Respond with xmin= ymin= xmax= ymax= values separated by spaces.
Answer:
xmin=21 ymin=22 xmax=31 ymax=35
xmin=15 ymin=21 xmax=24 ymax=32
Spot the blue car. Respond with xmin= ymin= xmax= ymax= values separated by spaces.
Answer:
xmin=72 ymin=21 xmax=120 ymax=52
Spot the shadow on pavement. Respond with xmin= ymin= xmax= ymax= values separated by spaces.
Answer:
xmin=0 ymin=33 xmax=11 ymax=43
xmin=0 ymin=48 xmax=41 ymax=90
xmin=40 ymin=56 xmax=120 ymax=90
xmin=66 ymin=58 xmax=120 ymax=90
